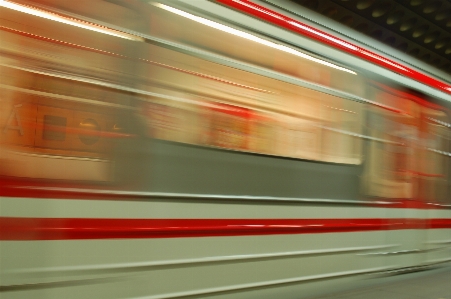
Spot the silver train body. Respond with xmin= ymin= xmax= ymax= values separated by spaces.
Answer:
xmin=0 ymin=0 xmax=451 ymax=298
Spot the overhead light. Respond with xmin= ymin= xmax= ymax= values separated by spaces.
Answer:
xmin=0 ymin=0 xmax=144 ymax=41
xmin=152 ymin=3 xmax=356 ymax=75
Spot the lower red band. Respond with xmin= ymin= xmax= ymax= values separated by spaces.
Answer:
xmin=1 ymin=217 xmax=450 ymax=240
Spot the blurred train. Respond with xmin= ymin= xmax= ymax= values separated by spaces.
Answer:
xmin=1 ymin=0 xmax=451 ymax=298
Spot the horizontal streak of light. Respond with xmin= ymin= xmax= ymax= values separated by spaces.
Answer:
xmin=218 ymin=0 xmax=451 ymax=97
xmin=152 ymin=2 xmax=357 ymax=75
xmin=0 ymin=25 xmax=274 ymax=94
xmin=0 ymin=0 xmax=144 ymax=41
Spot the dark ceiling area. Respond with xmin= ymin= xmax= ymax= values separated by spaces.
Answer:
xmin=290 ymin=0 xmax=451 ymax=75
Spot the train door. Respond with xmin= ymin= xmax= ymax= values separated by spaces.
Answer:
xmin=417 ymin=109 xmax=449 ymax=204
xmin=363 ymin=84 xmax=427 ymax=270
xmin=419 ymin=108 xmax=450 ymax=265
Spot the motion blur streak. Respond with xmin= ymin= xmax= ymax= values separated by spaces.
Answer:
xmin=216 ymin=0 xmax=451 ymax=95
xmin=153 ymin=2 xmax=357 ymax=75
xmin=0 ymin=0 xmax=144 ymax=41
xmin=1 ymin=0 xmax=451 ymax=299
xmin=0 ymin=25 xmax=275 ymax=94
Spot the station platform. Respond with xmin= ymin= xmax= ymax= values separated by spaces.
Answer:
xmin=312 ymin=265 xmax=451 ymax=299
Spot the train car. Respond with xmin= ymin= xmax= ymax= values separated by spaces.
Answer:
xmin=1 ymin=0 xmax=451 ymax=298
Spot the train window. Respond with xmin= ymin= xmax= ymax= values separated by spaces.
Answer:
xmin=133 ymin=37 xmax=362 ymax=164
xmin=138 ymin=70 xmax=362 ymax=165
xmin=43 ymin=115 xmax=67 ymax=141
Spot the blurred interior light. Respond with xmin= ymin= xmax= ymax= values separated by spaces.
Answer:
xmin=0 ymin=0 xmax=144 ymax=41
xmin=152 ymin=3 xmax=357 ymax=75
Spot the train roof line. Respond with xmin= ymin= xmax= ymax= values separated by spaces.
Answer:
xmin=3 ymin=0 xmax=451 ymax=107
xmin=212 ymin=0 xmax=451 ymax=98
xmin=260 ymin=0 xmax=451 ymax=88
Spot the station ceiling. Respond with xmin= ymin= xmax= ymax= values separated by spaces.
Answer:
xmin=290 ymin=0 xmax=451 ymax=75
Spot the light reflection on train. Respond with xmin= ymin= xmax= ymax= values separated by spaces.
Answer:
xmin=0 ymin=0 xmax=451 ymax=298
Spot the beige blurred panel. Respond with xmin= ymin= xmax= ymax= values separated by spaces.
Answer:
xmin=147 ymin=4 xmax=357 ymax=93
xmin=272 ymin=114 xmax=293 ymax=157
xmin=321 ymin=94 xmax=362 ymax=164
xmin=0 ymin=62 xmax=21 ymax=93
xmin=0 ymin=28 xmax=135 ymax=91
xmin=197 ymin=74 xmax=278 ymax=114
xmin=330 ymin=69 xmax=365 ymax=97
xmin=173 ymin=104 xmax=204 ymax=145
xmin=0 ymin=99 xmax=38 ymax=148
xmin=37 ymin=0 xmax=126 ymax=23
xmin=144 ymin=46 xmax=283 ymax=114
xmin=207 ymin=104 xmax=250 ymax=151
xmin=288 ymin=85 xmax=322 ymax=120
xmin=0 ymin=61 xmax=33 ymax=176
xmin=197 ymin=59 xmax=278 ymax=108
xmin=142 ymin=99 xmax=203 ymax=145
xmin=273 ymin=50 xmax=332 ymax=87
xmin=0 ymin=31 xmax=89 ymax=73
xmin=145 ymin=43 xmax=197 ymax=70
xmin=287 ymin=118 xmax=321 ymax=161
xmin=0 ymin=6 xmax=27 ymax=32
xmin=371 ymin=85 xmax=410 ymax=115
xmin=154 ymin=6 xmax=278 ymax=72
xmin=22 ymin=0 xmax=147 ymax=32
xmin=146 ymin=60 xmax=202 ymax=98
xmin=0 ymin=3 xmax=147 ymax=94
xmin=0 ymin=149 xmax=110 ymax=181
xmin=197 ymin=57 xmax=322 ymax=120
xmin=247 ymin=112 xmax=277 ymax=155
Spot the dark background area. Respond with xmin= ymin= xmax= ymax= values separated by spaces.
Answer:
xmin=290 ymin=0 xmax=451 ymax=74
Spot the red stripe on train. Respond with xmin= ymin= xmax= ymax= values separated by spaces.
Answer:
xmin=1 ymin=218 xmax=450 ymax=240
xmin=215 ymin=0 xmax=451 ymax=95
